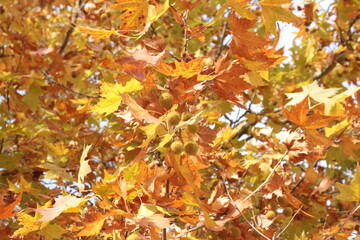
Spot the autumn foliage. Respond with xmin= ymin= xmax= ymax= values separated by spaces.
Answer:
xmin=1 ymin=0 xmax=360 ymax=239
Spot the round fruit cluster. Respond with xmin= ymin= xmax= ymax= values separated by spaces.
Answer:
xmin=159 ymin=92 xmax=200 ymax=156
xmin=265 ymin=195 xmax=294 ymax=220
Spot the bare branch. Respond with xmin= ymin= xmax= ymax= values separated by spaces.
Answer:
xmin=58 ymin=0 xmax=89 ymax=54
xmin=223 ymin=177 xmax=271 ymax=240
xmin=242 ymin=150 xmax=289 ymax=203
xmin=277 ymin=205 xmax=303 ymax=238
xmin=322 ymin=204 xmax=360 ymax=240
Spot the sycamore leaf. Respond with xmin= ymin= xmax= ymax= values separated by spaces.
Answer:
xmin=325 ymin=86 xmax=360 ymax=115
xmin=77 ymin=214 xmax=106 ymax=237
xmin=40 ymin=223 xmax=67 ymax=240
xmin=283 ymin=96 xmax=339 ymax=129
xmin=111 ymin=0 xmax=168 ymax=34
xmin=260 ymin=0 xmax=301 ymax=34
xmin=325 ymin=118 xmax=351 ymax=137
xmin=157 ymin=58 xmax=203 ymax=78
xmin=77 ymin=26 xmax=128 ymax=39
xmin=285 ymin=81 xmax=340 ymax=107
xmin=36 ymin=195 xmax=85 ymax=221
xmin=78 ymin=145 xmax=92 ymax=192
xmin=121 ymin=93 xmax=162 ymax=124
xmin=93 ymin=78 xmax=143 ymax=116
xmin=227 ymin=0 xmax=257 ymax=19
xmin=14 ymin=212 xmax=42 ymax=236
xmin=0 ymin=192 xmax=22 ymax=219
xmin=336 ymin=165 xmax=360 ymax=202
xmin=111 ymin=0 xmax=152 ymax=31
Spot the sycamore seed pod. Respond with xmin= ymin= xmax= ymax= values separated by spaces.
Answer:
xmin=276 ymin=195 xmax=288 ymax=206
xmin=181 ymin=112 xmax=193 ymax=121
xmin=265 ymin=210 xmax=276 ymax=220
xmin=170 ymin=141 xmax=183 ymax=154
xmin=167 ymin=112 xmax=181 ymax=126
xmin=159 ymin=92 xmax=173 ymax=108
xmin=187 ymin=124 xmax=199 ymax=134
xmin=184 ymin=141 xmax=199 ymax=155
xmin=283 ymin=207 xmax=293 ymax=217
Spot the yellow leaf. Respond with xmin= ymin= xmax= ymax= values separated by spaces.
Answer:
xmin=325 ymin=118 xmax=351 ymax=137
xmin=111 ymin=0 xmax=152 ymax=31
xmin=77 ymin=26 xmax=127 ymax=39
xmin=260 ymin=0 xmax=300 ymax=34
xmin=77 ymin=215 xmax=106 ymax=237
xmin=197 ymin=74 xmax=216 ymax=81
xmin=227 ymin=0 xmax=257 ymax=20
xmin=156 ymin=133 xmax=174 ymax=149
xmin=14 ymin=212 xmax=42 ymax=236
xmin=93 ymin=78 xmax=143 ymax=116
xmin=78 ymin=145 xmax=92 ymax=192
xmin=336 ymin=165 xmax=360 ymax=202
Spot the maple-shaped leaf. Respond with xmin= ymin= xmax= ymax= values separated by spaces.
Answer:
xmin=229 ymin=14 xmax=286 ymax=74
xmin=111 ymin=0 xmax=169 ymax=34
xmin=93 ymin=78 xmax=143 ymax=116
xmin=157 ymin=58 xmax=203 ymax=78
xmin=77 ymin=26 xmax=127 ymax=39
xmin=36 ymin=195 xmax=85 ymax=221
xmin=77 ymin=213 xmax=106 ymax=237
xmin=276 ymin=130 xmax=308 ymax=163
xmin=282 ymin=96 xmax=339 ymax=129
xmin=285 ymin=81 xmax=340 ymax=107
xmin=14 ymin=212 xmax=42 ymax=236
xmin=78 ymin=145 xmax=92 ymax=192
xmin=336 ymin=165 xmax=360 ymax=202
xmin=212 ymin=55 xmax=251 ymax=100
xmin=0 ymin=192 xmax=22 ymax=219
xmin=40 ymin=223 xmax=67 ymax=240
xmin=121 ymin=93 xmax=163 ymax=124
xmin=260 ymin=0 xmax=301 ymax=34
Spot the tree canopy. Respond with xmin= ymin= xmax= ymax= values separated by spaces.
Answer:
xmin=0 ymin=0 xmax=359 ymax=239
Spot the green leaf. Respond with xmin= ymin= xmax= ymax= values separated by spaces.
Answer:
xmin=336 ymin=165 xmax=360 ymax=202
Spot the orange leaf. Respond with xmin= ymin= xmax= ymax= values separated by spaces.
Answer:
xmin=157 ymin=58 xmax=203 ymax=78
xmin=282 ymin=96 xmax=339 ymax=129
xmin=0 ymin=192 xmax=22 ymax=219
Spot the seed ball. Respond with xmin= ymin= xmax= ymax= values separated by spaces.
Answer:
xmin=265 ymin=210 xmax=276 ymax=220
xmin=170 ymin=141 xmax=183 ymax=154
xmin=268 ymin=201 xmax=278 ymax=210
xmin=229 ymin=226 xmax=242 ymax=239
xmin=181 ymin=112 xmax=193 ymax=121
xmin=276 ymin=195 xmax=288 ymax=205
xmin=167 ymin=112 xmax=181 ymax=126
xmin=184 ymin=141 xmax=199 ymax=155
xmin=159 ymin=92 xmax=173 ymax=108
xmin=283 ymin=207 xmax=293 ymax=217
xmin=187 ymin=124 xmax=199 ymax=134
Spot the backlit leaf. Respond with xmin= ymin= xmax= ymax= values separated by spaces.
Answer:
xmin=336 ymin=165 xmax=360 ymax=202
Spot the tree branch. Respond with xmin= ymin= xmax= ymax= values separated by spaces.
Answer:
xmin=58 ymin=0 xmax=89 ymax=54
xmin=323 ymin=204 xmax=360 ymax=240
xmin=223 ymin=177 xmax=271 ymax=240
xmin=42 ymin=70 xmax=100 ymax=99
xmin=242 ymin=150 xmax=289 ymax=203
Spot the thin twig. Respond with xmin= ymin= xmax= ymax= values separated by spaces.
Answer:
xmin=322 ymin=204 xmax=360 ymax=240
xmin=223 ymin=177 xmax=271 ymax=240
xmin=58 ymin=0 xmax=89 ymax=54
xmin=276 ymin=205 xmax=303 ymax=238
xmin=42 ymin=70 xmax=100 ymax=99
xmin=215 ymin=22 xmax=228 ymax=60
xmin=242 ymin=149 xmax=289 ymax=203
